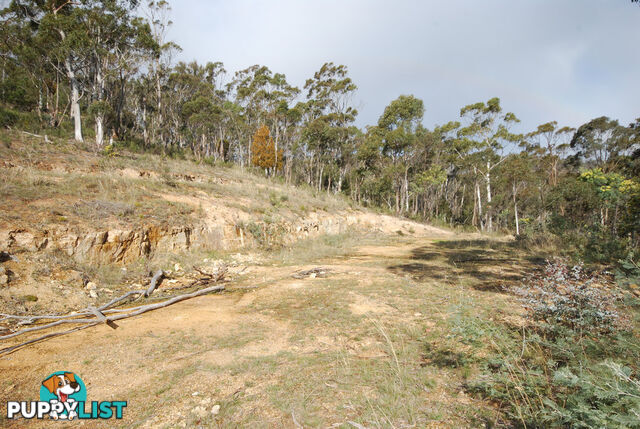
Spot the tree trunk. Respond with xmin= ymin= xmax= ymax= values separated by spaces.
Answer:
xmin=476 ymin=180 xmax=483 ymax=231
xmin=94 ymin=63 xmax=105 ymax=147
xmin=65 ymin=57 xmax=83 ymax=142
xmin=95 ymin=115 xmax=104 ymax=147
xmin=513 ymin=182 xmax=520 ymax=236
xmin=1 ymin=59 xmax=5 ymax=99
xmin=142 ymin=103 xmax=149 ymax=147
xmin=336 ymin=169 xmax=344 ymax=194
xmin=404 ymin=167 xmax=410 ymax=213
xmin=485 ymin=162 xmax=493 ymax=231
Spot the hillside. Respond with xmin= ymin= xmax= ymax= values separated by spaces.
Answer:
xmin=0 ymin=130 xmax=524 ymax=427
xmin=0 ymin=130 xmax=443 ymax=316
xmin=1 ymin=131 xmax=638 ymax=428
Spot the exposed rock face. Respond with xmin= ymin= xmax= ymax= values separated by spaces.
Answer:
xmin=0 ymin=212 xmax=448 ymax=266
xmin=0 ymin=266 xmax=8 ymax=286
xmin=0 ymin=224 xmax=228 ymax=265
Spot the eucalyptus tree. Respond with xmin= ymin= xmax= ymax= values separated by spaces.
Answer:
xmin=458 ymin=98 xmax=521 ymax=231
xmin=163 ymin=61 xmax=221 ymax=157
xmin=375 ymin=95 xmax=425 ymax=213
xmin=497 ymin=152 xmax=535 ymax=235
xmin=143 ymin=0 xmax=181 ymax=148
xmin=1 ymin=0 xmax=153 ymax=144
xmin=570 ymin=116 xmax=635 ymax=172
xmin=1 ymin=0 xmax=87 ymax=139
xmin=84 ymin=2 xmax=156 ymax=146
xmin=525 ymin=122 xmax=574 ymax=187
xmin=302 ymin=62 xmax=358 ymax=191
xmin=227 ymin=65 xmax=299 ymax=171
xmin=0 ymin=4 xmax=55 ymax=119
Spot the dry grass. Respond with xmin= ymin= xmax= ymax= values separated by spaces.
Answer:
xmin=0 ymin=130 xmax=352 ymax=230
xmin=0 ymin=129 xmax=552 ymax=427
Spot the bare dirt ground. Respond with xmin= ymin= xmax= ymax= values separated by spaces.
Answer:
xmin=0 ymin=228 xmax=537 ymax=428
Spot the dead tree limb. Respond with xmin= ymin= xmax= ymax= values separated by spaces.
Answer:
xmin=106 ymin=284 xmax=225 ymax=322
xmin=292 ymin=267 xmax=331 ymax=279
xmin=145 ymin=270 xmax=165 ymax=297
xmin=98 ymin=290 xmax=146 ymax=311
xmin=87 ymin=306 xmax=118 ymax=329
xmin=0 ymin=266 xmax=227 ymax=354
xmin=0 ymin=323 xmax=99 ymax=356
xmin=0 ymin=284 xmax=225 ymax=352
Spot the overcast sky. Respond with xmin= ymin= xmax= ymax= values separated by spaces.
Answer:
xmin=167 ymin=0 xmax=640 ymax=132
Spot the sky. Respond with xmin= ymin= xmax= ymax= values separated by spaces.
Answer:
xmin=167 ymin=0 xmax=640 ymax=133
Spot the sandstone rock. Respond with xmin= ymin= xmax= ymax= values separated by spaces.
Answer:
xmin=13 ymin=231 xmax=36 ymax=251
xmin=0 ymin=274 xmax=8 ymax=286
xmin=211 ymin=405 xmax=220 ymax=415
xmin=89 ymin=290 xmax=98 ymax=299
xmin=0 ymin=231 xmax=12 ymax=249
xmin=86 ymin=282 xmax=97 ymax=291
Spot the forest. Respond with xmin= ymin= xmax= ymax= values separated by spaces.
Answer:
xmin=1 ymin=0 xmax=639 ymax=265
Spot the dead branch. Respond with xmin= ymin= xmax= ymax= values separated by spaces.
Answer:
xmin=0 ymin=279 xmax=226 ymax=354
xmin=0 ymin=265 xmax=227 ymax=355
xmin=87 ymin=306 xmax=118 ymax=330
xmin=106 ymin=284 xmax=225 ymax=323
xmin=98 ymin=289 xmax=147 ymax=311
xmin=292 ymin=267 xmax=331 ymax=279
xmin=0 ymin=317 xmax=101 ymax=340
xmin=0 ymin=289 xmax=147 ymax=325
xmin=0 ymin=323 xmax=99 ymax=356
xmin=145 ymin=269 xmax=165 ymax=297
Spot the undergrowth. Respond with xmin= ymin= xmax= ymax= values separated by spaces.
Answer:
xmin=455 ymin=260 xmax=640 ymax=427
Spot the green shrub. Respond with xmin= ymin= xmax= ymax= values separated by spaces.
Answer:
xmin=0 ymin=106 xmax=18 ymax=128
xmin=582 ymin=224 xmax=630 ymax=264
xmin=467 ymin=260 xmax=640 ymax=427
xmin=513 ymin=261 xmax=621 ymax=335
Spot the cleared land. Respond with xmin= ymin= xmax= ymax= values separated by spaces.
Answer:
xmin=0 ymin=131 xmax=544 ymax=427
xmin=0 ymin=230 xmax=540 ymax=428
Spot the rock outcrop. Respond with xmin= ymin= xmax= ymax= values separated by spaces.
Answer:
xmin=0 ymin=211 xmax=448 ymax=266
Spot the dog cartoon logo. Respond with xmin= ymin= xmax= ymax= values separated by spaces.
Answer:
xmin=39 ymin=371 xmax=87 ymax=420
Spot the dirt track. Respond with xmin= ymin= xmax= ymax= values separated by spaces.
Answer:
xmin=0 ymin=230 xmax=528 ymax=428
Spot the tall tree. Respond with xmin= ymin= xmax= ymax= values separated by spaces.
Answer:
xmin=570 ymin=116 xmax=634 ymax=172
xmin=376 ymin=95 xmax=425 ymax=213
xmin=302 ymin=62 xmax=358 ymax=191
xmin=458 ymin=97 xmax=520 ymax=231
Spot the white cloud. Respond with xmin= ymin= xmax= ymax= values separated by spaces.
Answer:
xmin=168 ymin=0 xmax=640 ymax=131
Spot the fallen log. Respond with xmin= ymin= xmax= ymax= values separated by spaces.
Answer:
xmin=0 ymin=289 xmax=147 ymax=325
xmin=0 ymin=265 xmax=227 ymax=355
xmin=87 ymin=306 xmax=119 ymax=330
xmin=291 ymin=267 xmax=331 ymax=279
xmin=0 ymin=284 xmax=225 ymax=355
xmin=98 ymin=289 xmax=147 ymax=311
xmin=0 ymin=324 xmax=99 ymax=356
xmin=145 ymin=270 xmax=165 ymax=297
